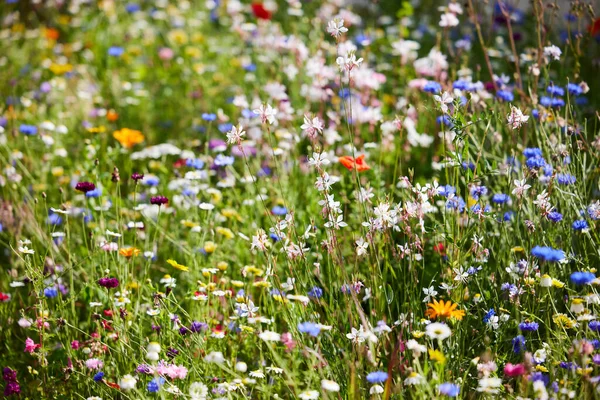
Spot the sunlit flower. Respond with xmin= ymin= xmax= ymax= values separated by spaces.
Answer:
xmin=425 ymin=299 xmax=465 ymax=321
xmin=113 ymin=128 xmax=144 ymax=149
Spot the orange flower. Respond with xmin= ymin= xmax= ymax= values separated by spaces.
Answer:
xmin=44 ymin=28 xmax=60 ymax=41
xmin=338 ymin=154 xmax=371 ymax=172
xmin=106 ymin=110 xmax=119 ymax=122
xmin=425 ymin=299 xmax=465 ymax=321
xmin=119 ymin=247 xmax=141 ymax=258
xmin=113 ymin=128 xmax=144 ymax=149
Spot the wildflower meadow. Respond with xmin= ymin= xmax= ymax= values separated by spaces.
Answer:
xmin=1 ymin=0 xmax=600 ymax=398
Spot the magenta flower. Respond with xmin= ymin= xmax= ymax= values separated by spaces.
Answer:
xmin=24 ymin=337 xmax=40 ymax=353
xmin=150 ymin=196 xmax=169 ymax=206
xmin=98 ymin=277 xmax=119 ymax=289
xmin=75 ymin=181 xmax=96 ymax=193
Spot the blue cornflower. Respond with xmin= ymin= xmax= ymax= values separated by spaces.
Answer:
xmin=438 ymin=383 xmax=460 ymax=397
xmin=423 ymin=81 xmax=442 ymax=93
xmin=519 ymin=321 xmax=539 ymax=332
xmin=445 ymin=196 xmax=466 ymax=212
xmin=547 ymin=211 xmax=563 ymax=222
xmin=438 ymin=185 xmax=456 ymax=197
xmin=269 ymin=233 xmax=280 ymax=242
xmin=47 ymin=213 xmax=62 ymax=226
xmin=44 ymin=287 xmax=59 ymax=298
xmin=308 ymin=286 xmax=323 ymax=299
xmin=572 ymin=220 xmax=588 ymax=231
xmin=540 ymin=96 xmax=552 ymax=107
xmin=532 ymin=109 xmax=540 ymax=119
xmin=589 ymin=321 xmax=600 ymax=332
xmin=186 ymin=158 xmax=205 ymax=169
xmin=467 ymin=266 xmax=482 ymax=275
xmin=551 ymin=98 xmax=565 ymax=108
xmin=559 ymin=362 xmax=576 ymax=370
xmin=453 ymin=80 xmax=469 ymax=90
xmin=271 ymin=205 xmax=287 ymax=216
xmin=503 ymin=211 xmax=514 ymax=221
xmin=93 ymin=371 xmax=105 ymax=382
xmin=202 ymin=113 xmax=217 ymax=121
xmin=570 ymin=271 xmax=595 ymax=285
xmin=462 ymin=161 xmax=475 ymax=171
xmin=108 ymin=46 xmax=124 ymax=57
xmin=470 ymin=185 xmax=488 ymax=199
xmin=526 ymin=156 xmax=546 ymax=169
xmin=556 ymin=173 xmax=576 ymax=185
xmin=143 ymin=176 xmax=160 ymax=186
xmin=366 ymin=371 xmax=388 ymax=384
xmin=218 ymin=123 xmax=233 ymax=133
xmin=437 ymin=115 xmax=453 ymax=127
xmin=523 ymin=148 xmax=542 ymax=159
xmin=483 ymin=309 xmax=495 ymax=324
xmin=546 ymin=85 xmax=565 ymax=97
xmin=214 ymin=154 xmax=234 ymax=167
xmin=147 ymin=377 xmax=164 ymax=393
xmin=496 ymin=90 xmax=514 ymax=102
xmin=86 ymin=188 xmax=102 ymax=198
xmin=125 ymin=3 xmax=141 ymax=13
xmin=297 ymin=322 xmax=321 ymax=337
xmin=543 ymin=164 xmax=553 ymax=176
xmin=243 ymin=63 xmax=257 ymax=72
xmin=501 ymin=283 xmax=516 ymax=293
xmin=470 ymin=204 xmax=491 ymax=214
xmin=241 ymin=109 xmax=255 ymax=119
xmin=19 ymin=124 xmax=38 ymax=135
xmin=529 ymin=372 xmax=549 ymax=386
xmin=531 ymin=246 xmax=565 ymax=262
xmin=491 ymin=193 xmax=510 ymax=204
xmin=512 ymin=335 xmax=526 ymax=354
xmin=567 ymin=83 xmax=583 ymax=96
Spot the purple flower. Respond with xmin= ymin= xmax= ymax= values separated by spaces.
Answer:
xmin=190 ymin=321 xmax=208 ymax=333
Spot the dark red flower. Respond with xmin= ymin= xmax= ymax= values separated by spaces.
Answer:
xmin=251 ymin=2 xmax=272 ymax=20
xmin=75 ymin=181 xmax=96 ymax=193
xmin=0 ymin=292 xmax=10 ymax=302
xmin=150 ymin=196 xmax=169 ymax=206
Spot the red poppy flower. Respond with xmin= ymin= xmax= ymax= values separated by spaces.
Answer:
xmin=338 ymin=155 xmax=371 ymax=172
xmin=251 ymin=3 xmax=272 ymax=20
xmin=433 ymin=243 xmax=446 ymax=256
xmin=0 ymin=292 xmax=10 ymax=302
xmin=173 ymin=158 xmax=188 ymax=168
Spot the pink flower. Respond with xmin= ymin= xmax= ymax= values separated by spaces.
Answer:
xmin=24 ymin=337 xmax=40 ymax=353
xmin=85 ymin=358 xmax=104 ymax=370
xmin=158 ymin=47 xmax=174 ymax=61
xmin=503 ymin=363 xmax=526 ymax=377
xmin=101 ymin=242 xmax=119 ymax=252
xmin=281 ymin=332 xmax=296 ymax=352
xmin=71 ymin=340 xmax=80 ymax=350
